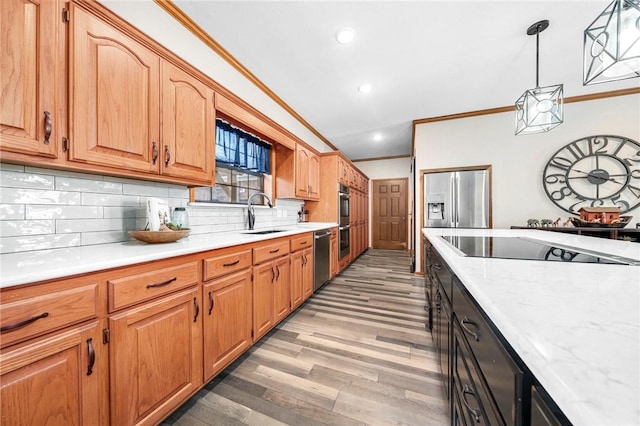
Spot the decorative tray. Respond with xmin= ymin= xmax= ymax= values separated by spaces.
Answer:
xmin=569 ymin=216 xmax=631 ymax=228
xmin=128 ymin=229 xmax=190 ymax=243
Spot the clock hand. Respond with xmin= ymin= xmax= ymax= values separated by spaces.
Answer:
xmin=569 ymin=168 xmax=623 ymax=185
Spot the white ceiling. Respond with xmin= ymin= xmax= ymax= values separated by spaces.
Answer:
xmin=173 ymin=0 xmax=639 ymax=161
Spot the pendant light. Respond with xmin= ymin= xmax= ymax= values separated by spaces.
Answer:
xmin=584 ymin=0 xmax=640 ymax=85
xmin=515 ymin=20 xmax=564 ymax=136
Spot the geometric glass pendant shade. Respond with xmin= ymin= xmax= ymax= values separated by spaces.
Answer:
xmin=584 ymin=0 xmax=640 ymax=85
xmin=515 ymin=20 xmax=564 ymax=135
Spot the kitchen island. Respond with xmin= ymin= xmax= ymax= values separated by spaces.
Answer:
xmin=424 ymin=227 xmax=640 ymax=426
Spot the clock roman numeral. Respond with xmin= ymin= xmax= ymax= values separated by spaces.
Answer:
xmin=565 ymin=141 xmax=588 ymax=161
xmin=625 ymin=184 xmax=640 ymax=199
xmin=548 ymin=156 xmax=572 ymax=172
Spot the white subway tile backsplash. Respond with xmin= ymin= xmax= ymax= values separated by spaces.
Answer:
xmin=0 ymin=170 xmax=55 ymax=189
xmin=0 ymin=204 xmax=25 ymax=220
xmin=82 ymin=193 xmax=141 ymax=207
xmin=1 ymin=233 xmax=81 ymax=253
xmin=0 ymin=188 xmax=81 ymax=205
xmin=167 ymin=186 xmax=190 ymax=199
xmin=56 ymin=218 xmax=139 ymax=233
xmin=0 ymin=163 xmax=25 ymax=172
xmin=0 ymin=220 xmax=55 ymax=236
xmin=0 ymin=165 xmax=303 ymax=255
xmin=55 ymin=176 xmax=122 ymax=194
xmin=103 ymin=206 xmax=145 ymax=219
xmin=25 ymin=166 xmax=109 ymax=181
xmin=26 ymin=205 xmax=104 ymax=220
xmin=122 ymin=183 xmax=169 ymax=197
xmin=82 ymin=230 xmax=130 ymax=246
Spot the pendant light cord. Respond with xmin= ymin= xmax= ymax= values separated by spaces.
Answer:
xmin=536 ymin=24 xmax=540 ymax=88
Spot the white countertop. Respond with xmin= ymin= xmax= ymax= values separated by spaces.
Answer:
xmin=0 ymin=223 xmax=337 ymax=288
xmin=423 ymin=228 xmax=640 ymax=426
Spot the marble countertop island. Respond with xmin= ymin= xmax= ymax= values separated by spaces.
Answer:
xmin=423 ymin=228 xmax=640 ymax=426
xmin=0 ymin=223 xmax=337 ymax=288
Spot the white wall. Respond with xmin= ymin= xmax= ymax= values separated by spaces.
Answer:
xmin=98 ymin=1 xmax=332 ymax=155
xmin=354 ymin=157 xmax=411 ymax=181
xmin=414 ymin=93 xmax=640 ymax=271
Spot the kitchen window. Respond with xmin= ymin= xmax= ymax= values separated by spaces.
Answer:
xmin=193 ymin=119 xmax=271 ymax=205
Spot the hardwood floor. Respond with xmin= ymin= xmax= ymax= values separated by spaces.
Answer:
xmin=162 ymin=249 xmax=448 ymax=426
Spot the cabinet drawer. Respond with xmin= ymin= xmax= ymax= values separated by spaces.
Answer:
xmin=432 ymin=248 xmax=453 ymax=304
xmin=108 ymin=261 xmax=199 ymax=311
xmin=453 ymin=321 xmax=502 ymax=426
xmin=203 ymin=248 xmax=252 ymax=281
xmin=290 ymin=233 xmax=313 ymax=252
xmin=253 ymin=240 xmax=290 ymax=265
xmin=1 ymin=282 xmax=99 ymax=348
xmin=453 ymin=277 xmax=522 ymax=426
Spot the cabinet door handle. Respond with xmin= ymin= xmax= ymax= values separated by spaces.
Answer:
xmin=146 ymin=277 xmax=177 ymax=289
xmin=152 ymin=141 xmax=159 ymax=164
xmin=275 ymin=265 xmax=280 ymax=281
xmin=223 ymin=259 xmax=240 ymax=267
xmin=269 ymin=248 xmax=280 ymax=254
xmin=86 ymin=338 xmax=95 ymax=376
xmin=462 ymin=384 xmax=482 ymax=422
xmin=193 ymin=297 xmax=199 ymax=322
xmin=271 ymin=267 xmax=276 ymax=283
xmin=164 ymin=145 xmax=171 ymax=167
xmin=43 ymin=111 xmax=52 ymax=145
xmin=461 ymin=316 xmax=480 ymax=342
xmin=208 ymin=291 xmax=214 ymax=315
xmin=0 ymin=312 xmax=49 ymax=333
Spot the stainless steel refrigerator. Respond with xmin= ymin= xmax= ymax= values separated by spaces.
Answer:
xmin=424 ymin=169 xmax=490 ymax=228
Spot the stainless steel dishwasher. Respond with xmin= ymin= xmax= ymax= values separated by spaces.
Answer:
xmin=313 ymin=229 xmax=331 ymax=291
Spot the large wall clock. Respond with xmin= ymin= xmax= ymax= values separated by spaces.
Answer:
xmin=542 ymin=135 xmax=640 ymax=214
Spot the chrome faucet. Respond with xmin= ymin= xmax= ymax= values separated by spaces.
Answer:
xmin=247 ymin=192 xmax=273 ymax=230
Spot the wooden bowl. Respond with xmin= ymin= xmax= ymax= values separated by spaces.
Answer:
xmin=128 ymin=229 xmax=190 ymax=243
xmin=569 ymin=216 xmax=631 ymax=228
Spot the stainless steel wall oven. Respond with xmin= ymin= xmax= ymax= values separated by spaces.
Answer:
xmin=339 ymin=184 xmax=350 ymax=226
xmin=338 ymin=184 xmax=350 ymax=259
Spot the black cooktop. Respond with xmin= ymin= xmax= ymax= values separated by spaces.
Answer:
xmin=441 ymin=236 xmax=631 ymax=265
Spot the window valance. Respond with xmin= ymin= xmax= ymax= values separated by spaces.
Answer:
xmin=215 ymin=119 xmax=271 ymax=174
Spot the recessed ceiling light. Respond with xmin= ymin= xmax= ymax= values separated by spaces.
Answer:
xmin=358 ymin=83 xmax=372 ymax=94
xmin=336 ymin=27 xmax=356 ymax=44
xmin=372 ymin=133 xmax=382 ymax=142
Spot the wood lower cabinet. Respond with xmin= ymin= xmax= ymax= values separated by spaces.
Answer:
xmin=108 ymin=287 xmax=203 ymax=426
xmin=253 ymin=244 xmax=290 ymax=342
xmin=203 ymin=269 xmax=252 ymax=381
xmin=291 ymin=247 xmax=313 ymax=309
xmin=1 ymin=0 xmax=63 ymax=160
xmin=0 ymin=320 xmax=107 ymax=426
xmin=290 ymin=250 xmax=305 ymax=309
xmin=290 ymin=233 xmax=314 ymax=308
xmin=254 ymin=256 xmax=290 ymax=341
xmin=330 ymin=227 xmax=338 ymax=279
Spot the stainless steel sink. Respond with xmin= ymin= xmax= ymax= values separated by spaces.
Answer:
xmin=243 ymin=229 xmax=288 ymax=235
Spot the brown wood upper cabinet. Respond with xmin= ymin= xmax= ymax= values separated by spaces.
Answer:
xmin=275 ymin=143 xmax=320 ymax=201
xmin=69 ymin=4 xmax=214 ymax=186
xmin=295 ymin=145 xmax=320 ymax=200
xmin=1 ymin=0 xmax=63 ymax=159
